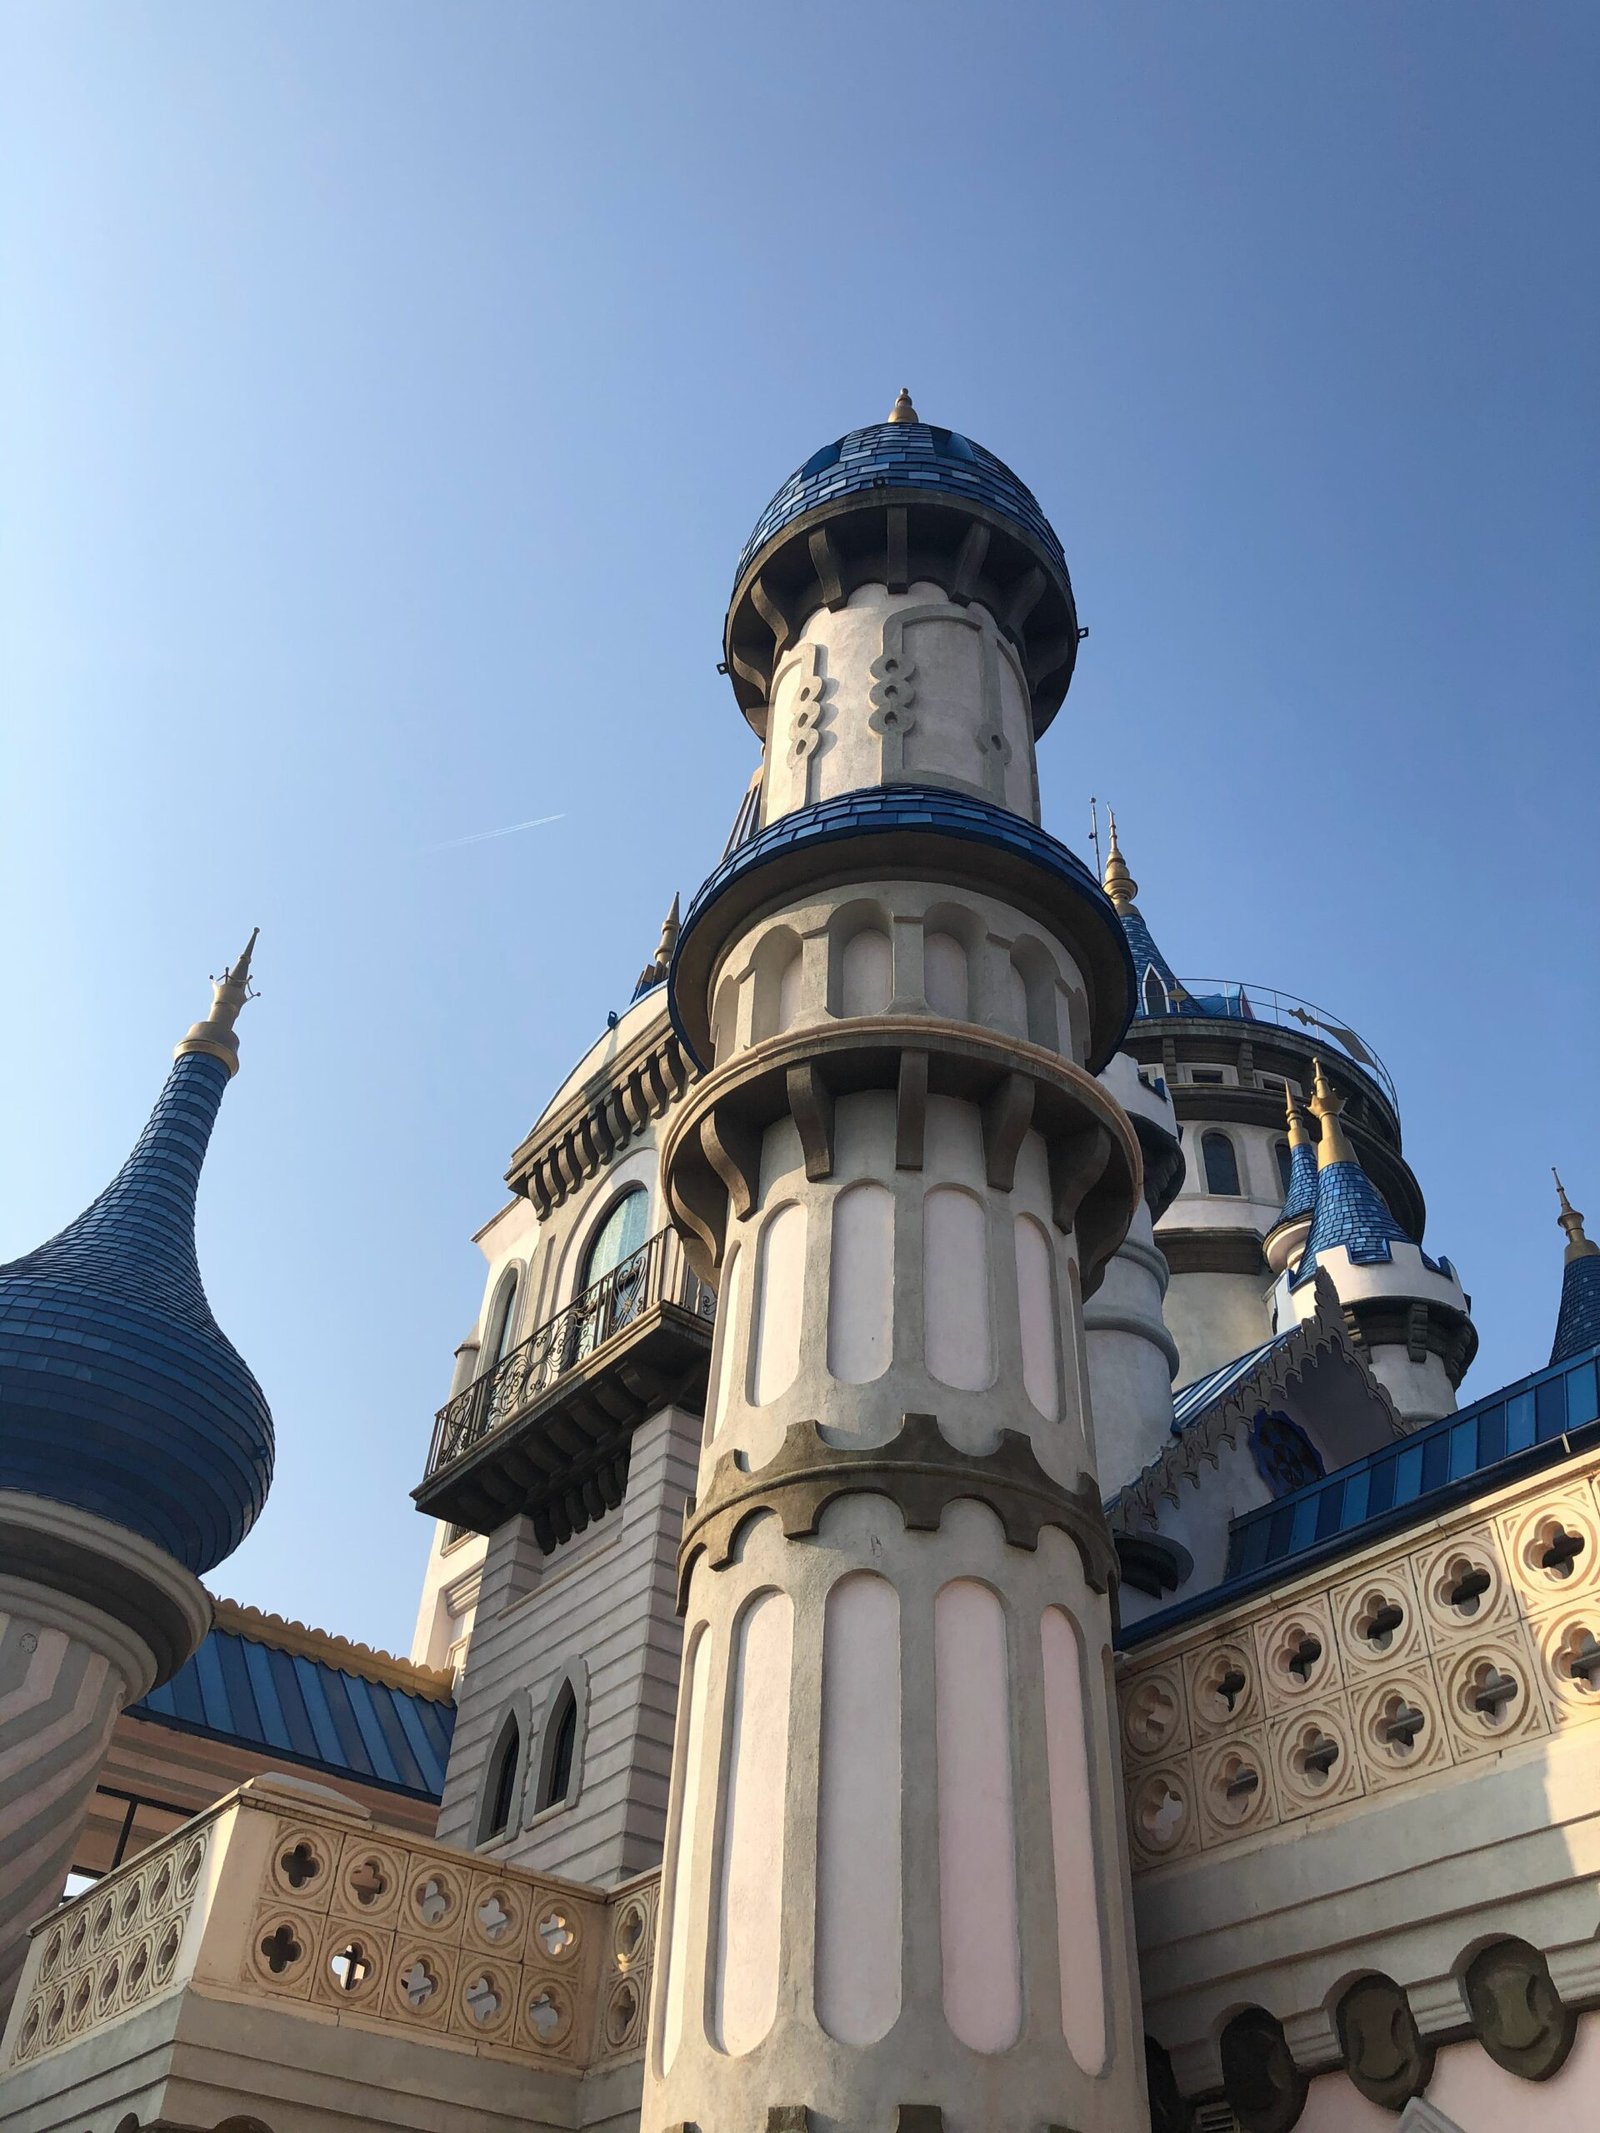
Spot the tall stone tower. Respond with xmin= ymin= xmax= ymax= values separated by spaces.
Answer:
xmin=644 ymin=399 xmax=1149 ymax=2133
xmin=0 ymin=939 xmax=270 ymax=2009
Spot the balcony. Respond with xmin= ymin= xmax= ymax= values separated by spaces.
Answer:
xmin=414 ymin=1228 xmax=716 ymax=1546
xmin=1136 ymin=976 xmax=1398 ymax=1113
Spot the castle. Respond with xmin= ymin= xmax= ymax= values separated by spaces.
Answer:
xmin=2 ymin=397 xmax=1597 ymax=2133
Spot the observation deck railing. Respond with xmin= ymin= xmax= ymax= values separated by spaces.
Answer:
xmin=424 ymin=1228 xmax=715 ymax=1485
xmin=1140 ymin=977 xmax=1398 ymax=1113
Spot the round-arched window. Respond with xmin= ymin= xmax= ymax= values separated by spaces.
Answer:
xmin=581 ymin=1188 xmax=649 ymax=1291
xmin=1202 ymin=1131 xmax=1242 ymax=1197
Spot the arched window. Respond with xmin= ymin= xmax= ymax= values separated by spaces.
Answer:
xmin=485 ymin=1268 xmax=521 ymax=1364
xmin=1142 ymin=967 xmax=1168 ymax=1017
xmin=1202 ymin=1131 xmax=1241 ymax=1197
xmin=581 ymin=1187 xmax=649 ymax=1291
xmin=1275 ymin=1139 xmax=1294 ymax=1196
xmin=479 ymin=1712 xmax=523 ymax=1843
xmin=537 ymin=1679 xmax=580 ymax=1812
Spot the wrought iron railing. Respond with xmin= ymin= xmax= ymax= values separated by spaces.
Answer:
xmin=1140 ymin=976 xmax=1398 ymax=1112
xmin=426 ymin=1228 xmax=715 ymax=1482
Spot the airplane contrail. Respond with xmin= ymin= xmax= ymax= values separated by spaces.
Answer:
xmin=425 ymin=812 xmax=565 ymax=852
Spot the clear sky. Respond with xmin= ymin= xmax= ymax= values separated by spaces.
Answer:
xmin=2 ymin=3 xmax=1595 ymax=1653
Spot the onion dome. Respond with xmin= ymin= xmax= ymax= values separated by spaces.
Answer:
xmin=1290 ymin=1061 xmax=1419 ymax=1288
xmin=0 ymin=937 xmax=273 ymax=1575
xmin=1102 ymin=811 xmax=1183 ymax=1019
xmin=1551 ymin=1171 xmax=1600 ymax=1365
xmin=726 ymin=392 xmax=1081 ymax=737
xmin=1264 ymin=1085 xmax=1320 ymax=1276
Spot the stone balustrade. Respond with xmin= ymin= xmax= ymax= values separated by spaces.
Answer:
xmin=1118 ymin=1442 xmax=1600 ymax=1868
xmin=3 ymin=1773 xmax=658 ymax=2085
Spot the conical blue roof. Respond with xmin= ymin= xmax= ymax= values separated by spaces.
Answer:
xmin=1275 ymin=1139 xmax=1319 ymax=1229
xmin=1291 ymin=1159 xmax=1415 ymax=1289
xmin=0 ymin=1049 xmax=272 ymax=1574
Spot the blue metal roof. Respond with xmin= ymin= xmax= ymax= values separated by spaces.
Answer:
xmin=668 ymin=784 xmax=1135 ymax=1074
xmin=734 ymin=420 xmax=1067 ymax=588
xmin=133 ymin=1627 xmax=455 ymax=1802
xmin=1170 ymin=1335 xmax=1289 ymax=1435
xmin=1290 ymin=1158 xmax=1431 ymax=1289
xmin=1120 ymin=1339 xmax=1600 ymax=1648
xmin=1553 ymin=1255 xmax=1600 ymax=1366
xmin=0 ymin=1051 xmax=273 ymax=1575
xmin=1119 ymin=907 xmax=1181 ymax=1012
xmin=1274 ymin=1140 xmax=1319 ymax=1230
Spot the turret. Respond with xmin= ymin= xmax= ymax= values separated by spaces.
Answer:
xmin=1550 ymin=1170 xmax=1600 ymax=1365
xmin=0 ymin=936 xmax=270 ymax=2007
xmin=648 ymin=401 xmax=1150 ymax=2132
xmin=1280 ymin=1061 xmax=1476 ymax=1427
xmin=1263 ymin=1082 xmax=1318 ymax=1275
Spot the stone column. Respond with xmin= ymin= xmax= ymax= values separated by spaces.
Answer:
xmin=649 ymin=865 xmax=1148 ymax=2133
xmin=0 ymin=1496 xmax=209 ymax=2013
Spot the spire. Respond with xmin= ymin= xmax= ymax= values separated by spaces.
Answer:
xmin=632 ymin=893 xmax=682 ymax=999
xmin=887 ymin=386 xmax=919 ymax=425
xmin=1291 ymin=1061 xmax=1414 ymax=1287
xmin=1309 ymin=1058 xmax=1357 ymax=1168
xmin=1550 ymin=1171 xmax=1600 ymax=1366
xmin=1263 ymin=1083 xmax=1319 ymax=1274
xmin=175 ymin=928 xmax=258 ymax=1079
xmin=0 ymin=962 xmax=274 ymax=1572
xmin=1554 ymin=1170 xmax=1599 ymax=1265
xmin=1286 ymin=1081 xmax=1314 ymax=1149
xmin=1102 ymin=808 xmax=1138 ymax=914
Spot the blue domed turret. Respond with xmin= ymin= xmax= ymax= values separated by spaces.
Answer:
xmin=733 ymin=395 xmax=1067 ymax=588
xmin=725 ymin=390 xmax=1082 ymax=736
xmin=0 ymin=936 xmax=272 ymax=1575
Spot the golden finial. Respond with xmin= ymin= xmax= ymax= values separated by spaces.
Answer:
xmin=887 ymin=387 xmax=919 ymax=425
xmin=1101 ymin=807 xmax=1138 ymax=914
xmin=1285 ymin=1081 xmax=1314 ymax=1149
xmin=1309 ymin=1058 xmax=1357 ymax=1169
xmin=635 ymin=894 xmax=682 ymax=994
xmin=174 ymin=928 xmax=259 ymax=1079
xmin=656 ymin=891 xmax=681 ymax=967
xmin=1554 ymin=1170 xmax=1599 ymax=1264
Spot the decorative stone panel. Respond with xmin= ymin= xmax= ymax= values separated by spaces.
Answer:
xmin=6 ymin=1782 xmax=660 ymax=2080
xmin=1117 ymin=1452 xmax=1600 ymax=1868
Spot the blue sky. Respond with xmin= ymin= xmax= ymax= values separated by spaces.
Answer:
xmin=2 ymin=4 xmax=1595 ymax=1652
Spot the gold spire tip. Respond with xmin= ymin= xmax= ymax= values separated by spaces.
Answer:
xmin=1308 ymin=1058 xmax=1356 ymax=1168
xmin=1554 ymin=1168 xmax=1599 ymax=1263
xmin=887 ymin=387 xmax=919 ymax=425
xmin=174 ymin=928 xmax=260 ymax=1079
xmin=1101 ymin=807 xmax=1138 ymax=913
xmin=1285 ymin=1081 xmax=1313 ymax=1146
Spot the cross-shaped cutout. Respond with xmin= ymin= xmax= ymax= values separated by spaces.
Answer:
xmin=259 ymin=1924 xmax=303 ymax=1975
xmin=348 ymin=1859 xmax=388 ymax=1907
xmin=1379 ymin=1699 xmax=1425 ymax=1750
xmin=465 ymin=1973 xmax=501 ymax=2024
xmin=537 ymin=1909 xmax=575 ymax=1957
xmin=477 ymin=1894 xmax=512 ymax=1941
xmin=415 ymin=1878 xmax=450 ymax=1926
xmin=399 ymin=1958 xmax=436 ymax=2008
xmin=329 ymin=1941 xmax=370 ymax=1993
xmin=528 ymin=1988 xmax=563 ymax=2041
xmin=1470 ymin=1666 xmax=1518 ymax=1719
xmin=278 ymin=1843 xmax=320 ymax=1891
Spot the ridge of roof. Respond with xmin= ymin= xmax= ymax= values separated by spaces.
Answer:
xmin=209 ymin=1596 xmax=454 ymax=1704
